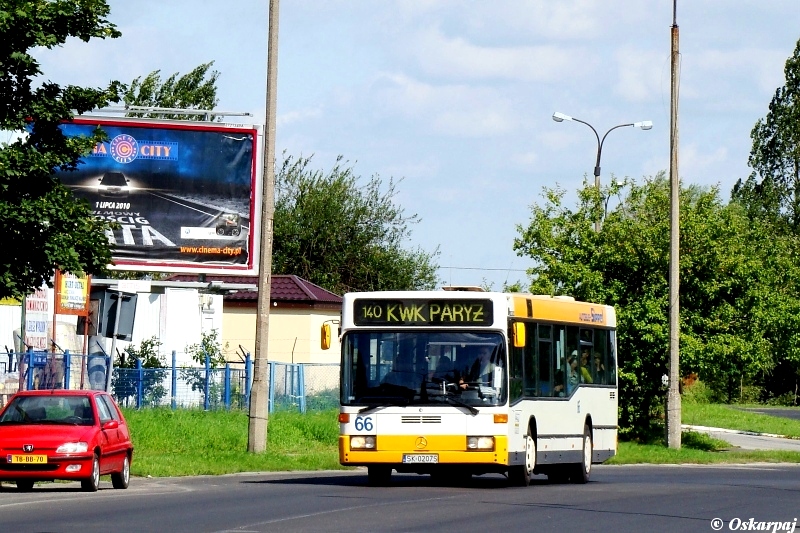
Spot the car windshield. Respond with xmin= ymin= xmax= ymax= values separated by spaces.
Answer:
xmin=0 ymin=395 xmax=94 ymax=426
xmin=341 ymin=330 xmax=507 ymax=408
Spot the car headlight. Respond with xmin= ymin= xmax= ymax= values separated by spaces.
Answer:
xmin=467 ymin=436 xmax=495 ymax=451
xmin=56 ymin=442 xmax=89 ymax=454
xmin=350 ymin=436 xmax=376 ymax=450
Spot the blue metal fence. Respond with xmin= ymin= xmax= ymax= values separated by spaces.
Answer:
xmin=0 ymin=349 xmax=339 ymax=413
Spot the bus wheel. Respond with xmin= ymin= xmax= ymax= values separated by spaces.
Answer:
xmin=367 ymin=466 xmax=391 ymax=486
xmin=570 ymin=424 xmax=592 ymax=484
xmin=509 ymin=434 xmax=535 ymax=487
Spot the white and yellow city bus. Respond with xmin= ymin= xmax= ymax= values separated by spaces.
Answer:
xmin=322 ymin=288 xmax=618 ymax=486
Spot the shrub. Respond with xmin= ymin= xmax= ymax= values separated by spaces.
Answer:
xmin=682 ymin=378 xmax=712 ymax=404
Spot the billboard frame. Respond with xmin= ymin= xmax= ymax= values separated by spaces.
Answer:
xmin=59 ymin=116 xmax=263 ymax=275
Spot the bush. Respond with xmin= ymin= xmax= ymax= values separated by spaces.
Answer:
xmin=766 ymin=392 xmax=799 ymax=406
xmin=112 ymin=336 xmax=167 ymax=408
xmin=682 ymin=378 xmax=713 ymax=405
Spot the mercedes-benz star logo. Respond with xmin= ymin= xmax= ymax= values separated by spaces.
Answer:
xmin=415 ymin=437 xmax=428 ymax=449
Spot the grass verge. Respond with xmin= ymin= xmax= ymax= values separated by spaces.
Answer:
xmin=124 ymin=408 xmax=344 ymax=478
xmin=124 ymin=404 xmax=800 ymax=478
xmin=682 ymin=403 xmax=800 ymax=438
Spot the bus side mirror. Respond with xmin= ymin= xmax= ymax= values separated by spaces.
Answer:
xmin=512 ymin=322 xmax=525 ymax=348
xmin=321 ymin=323 xmax=331 ymax=350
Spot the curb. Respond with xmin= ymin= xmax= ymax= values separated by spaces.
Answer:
xmin=682 ymin=424 xmax=800 ymax=440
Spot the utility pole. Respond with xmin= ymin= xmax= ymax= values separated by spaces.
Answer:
xmin=248 ymin=0 xmax=280 ymax=453
xmin=665 ymin=0 xmax=682 ymax=449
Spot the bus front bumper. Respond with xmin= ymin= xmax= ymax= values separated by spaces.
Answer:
xmin=339 ymin=435 xmax=508 ymax=467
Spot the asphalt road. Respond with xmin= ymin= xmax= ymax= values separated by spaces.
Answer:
xmin=1 ymin=464 xmax=799 ymax=533
xmin=741 ymin=407 xmax=800 ymax=422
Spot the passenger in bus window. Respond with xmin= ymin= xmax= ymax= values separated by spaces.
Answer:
xmin=553 ymin=370 xmax=565 ymax=396
xmin=593 ymin=353 xmax=607 ymax=384
xmin=580 ymin=348 xmax=593 ymax=384
xmin=566 ymin=353 xmax=580 ymax=392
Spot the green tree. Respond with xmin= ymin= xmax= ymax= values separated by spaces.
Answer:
xmin=182 ymin=329 xmax=228 ymax=408
xmin=514 ymin=175 xmax=800 ymax=437
xmin=0 ymin=0 xmax=122 ymax=300
xmin=733 ymin=38 xmax=800 ymax=230
xmin=273 ymin=154 xmax=439 ymax=294
xmin=112 ymin=336 xmax=167 ymax=408
xmin=121 ymin=62 xmax=219 ymax=121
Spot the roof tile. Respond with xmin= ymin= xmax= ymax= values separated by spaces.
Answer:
xmin=165 ymin=274 xmax=341 ymax=303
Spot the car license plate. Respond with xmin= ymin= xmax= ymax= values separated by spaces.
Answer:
xmin=402 ymin=454 xmax=438 ymax=464
xmin=7 ymin=454 xmax=47 ymax=464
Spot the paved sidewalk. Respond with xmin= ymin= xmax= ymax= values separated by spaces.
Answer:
xmin=683 ymin=424 xmax=800 ymax=452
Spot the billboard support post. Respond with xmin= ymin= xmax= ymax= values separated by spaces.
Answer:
xmin=105 ymin=290 xmax=122 ymax=393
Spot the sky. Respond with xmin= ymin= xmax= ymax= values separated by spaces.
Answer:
xmin=30 ymin=0 xmax=800 ymax=290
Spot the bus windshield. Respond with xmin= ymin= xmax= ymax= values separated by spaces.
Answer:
xmin=341 ymin=331 xmax=507 ymax=408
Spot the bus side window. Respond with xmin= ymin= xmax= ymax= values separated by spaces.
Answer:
xmin=538 ymin=324 xmax=553 ymax=396
xmin=608 ymin=332 xmax=617 ymax=381
xmin=509 ymin=322 xmax=524 ymax=402
xmin=553 ymin=325 xmax=567 ymax=396
xmin=521 ymin=322 xmax=536 ymax=397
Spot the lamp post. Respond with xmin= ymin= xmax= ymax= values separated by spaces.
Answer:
xmin=552 ymin=112 xmax=652 ymax=231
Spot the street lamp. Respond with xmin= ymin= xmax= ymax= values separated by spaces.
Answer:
xmin=552 ymin=112 xmax=652 ymax=231
xmin=552 ymin=112 xmax=652 ymax=191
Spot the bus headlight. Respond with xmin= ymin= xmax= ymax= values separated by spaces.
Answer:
xmin=467 ymin=436 xmax=495 ymax=451
xmin=350 ymin=436 xmax=376 ymax=450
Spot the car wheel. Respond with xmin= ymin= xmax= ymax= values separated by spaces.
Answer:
xmin=231 ymin=228 xmax=240 ymax=236
xmin=111 ymin=455 xmax=130 ymax=489
xmin=81 ymin=454 xmax=100 ymax=492
xmin=16 ymin=480 xmax=34 ymax=492
xmin=570 ymin=424 xmax=592 ymax=484
xmin=509 ymin=433 xmax=535 ymax=487
xmin=367 ymin=466 xmax=391 ymax=487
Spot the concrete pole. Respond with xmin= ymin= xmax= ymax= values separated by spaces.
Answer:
xmin=248 ymin=0 xmax=279 ymax=453
xmin=665 ymin=0 xmax=682 ymax=449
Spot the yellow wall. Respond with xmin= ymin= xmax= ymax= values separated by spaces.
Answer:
xmin=221 ymin=305 xmax=341 ymax=364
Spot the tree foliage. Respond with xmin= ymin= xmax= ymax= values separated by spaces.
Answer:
xmin=121 ymin=62 xmax=219 ymax=121
xmin=112 ymin=336 xmax=167 ymax=407
xmin=733 ymin=37 xmax=800 ymax=230
xmin=273 ymin=154 xmax=439 ymax=294
xmin=0 ymin=0 xmax=122 ymax=300
xmin=514 ymin=175 xmax=800 ymax=436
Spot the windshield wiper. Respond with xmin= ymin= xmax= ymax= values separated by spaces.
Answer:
xmin=357 ymin=396 xmax=409 ymax=414
xmin=443 ymin=395 xmax=479 ymax=415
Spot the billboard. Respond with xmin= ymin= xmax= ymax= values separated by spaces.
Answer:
xmin=58 ymin=117 xmax=261 ymax=274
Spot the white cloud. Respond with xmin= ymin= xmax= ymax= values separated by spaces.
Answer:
xmin=368 ymin=72 xmax=522 ymax=137
xmin=408 ymin=26 xmax=577 ymax=83
xmin=277 ymin=106 xmax=322 ymax=128
xmin=679 ymin=143 xmax=730 ymax=185
xmin=614 ymin=47 xmax=670 ymax=103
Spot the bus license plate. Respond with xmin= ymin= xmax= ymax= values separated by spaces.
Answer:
xmin=402 ymin=454 xmax=438 ymax=464
xmin=8 ymin=454 xmax=47 ymax=464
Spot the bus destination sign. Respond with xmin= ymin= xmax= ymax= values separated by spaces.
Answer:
xmin=353 ymin=299 xmax=494 ymax=326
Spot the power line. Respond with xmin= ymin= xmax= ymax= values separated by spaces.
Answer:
xmin=439 ymin=266 xmax=528 ymax=272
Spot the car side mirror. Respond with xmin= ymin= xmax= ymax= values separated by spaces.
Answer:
xmin=102 ymin=420 xmax=119 ymax=430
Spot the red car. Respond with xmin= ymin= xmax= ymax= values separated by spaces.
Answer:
xmin=0 ymin=389 xmax=133 ymax=492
